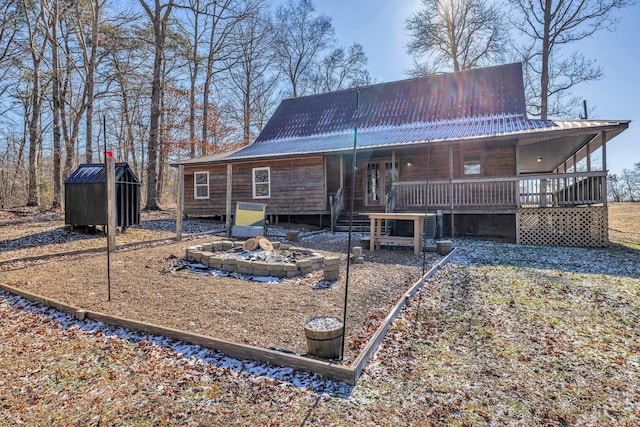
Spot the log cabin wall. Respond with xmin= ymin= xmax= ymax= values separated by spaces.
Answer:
xmin=184 ymin=156 xmax=328 ymax=217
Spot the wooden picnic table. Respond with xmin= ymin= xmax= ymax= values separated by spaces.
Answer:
xmin=364 ymin=212 xmax=428 ymax=254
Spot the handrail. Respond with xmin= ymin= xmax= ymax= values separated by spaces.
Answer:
xmin=330 ymin=187 xmax=344 ymax=232
xmin=392 ymin=171 xmax=607 ymax=209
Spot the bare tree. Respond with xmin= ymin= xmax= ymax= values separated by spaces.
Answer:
xmin=512 ymin=0 xmax=636 ymax=119
xmin=406 ymin=0 xmax=509 ymax=75
xmin=72 ymin=0 xmax=106 ymax=163
xmin=0 ymin=0 xmax=19 ymax=100
xmin=226 ymin=3 xmax=278 ymax=145
xmin=20 ymin=0 xmax=49 ymax=207
xmin=139 ymin=0 xmax=174 ymax=210
xmin=311 ymin=42 xmax=371 ymax=93
xmin=273 ymin=0 xmax=334 ymax=98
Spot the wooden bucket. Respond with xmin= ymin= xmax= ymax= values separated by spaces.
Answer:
xmin=436 ymin=240 xmax=452 ymax=255
xmin=304 ymin=316 xmax=344 ymax=359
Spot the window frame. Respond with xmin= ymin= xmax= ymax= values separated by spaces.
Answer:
xmin=194 ymin=171 xmax=210 ymax=199
xmin=463 ymin=154 xmax=482 ymax=176
xmin=252 ymin=166 xmax=271 ymax=199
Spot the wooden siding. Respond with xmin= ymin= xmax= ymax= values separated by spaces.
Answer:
xmin=184 ymin=157 xmax=327 ymax=216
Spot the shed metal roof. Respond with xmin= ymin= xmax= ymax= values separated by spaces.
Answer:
xmin=65 ymin=163 xmax=140 ymax=184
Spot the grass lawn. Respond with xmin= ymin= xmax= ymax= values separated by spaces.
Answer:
xmin=1 ymin=203 xmax=639 ymax=425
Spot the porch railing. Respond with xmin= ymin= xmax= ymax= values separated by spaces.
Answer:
xmin=330 ymin=187 xmax=344 ymax=232
xmin=391 ymin=172 xmax=606 ymax=210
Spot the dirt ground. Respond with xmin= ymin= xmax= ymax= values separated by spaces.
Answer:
xmin=0 ymin=208 xmax=441 ymax=363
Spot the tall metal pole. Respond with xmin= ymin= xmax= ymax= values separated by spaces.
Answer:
xmin=341 ymin=90 xmax=359 ymax=359
xmin=104 ymin=115 xmax=111 ymax=301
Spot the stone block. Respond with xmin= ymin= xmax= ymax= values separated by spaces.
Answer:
xmin=286 ymin=231 xmax=299 ymax=241
xmin=222 ymin=257 xmax=237 ymax=266
xmin=221 ymin=241 xmax=234 ymax=250
xmin=207 ymin=257 xmax=223 ymax=269
xmin=323 ymin=264 xmax=340 ymax=273
xmin=212 ymin=242 xmax=223 ymax=251
xmin=191 ymin=251 xmax=203 ymax=261
xmin=237 ymin=259 xmax=252 ymax=269
xmin=296 ymin=259 xmax=313 ymax=268
xmin=324 ymin=271 xmax=339 ymax=281
xmin=323 ymin=257 xmax=341 ymax=267
xmin=202 ymin=243 xmax=213 ymax=252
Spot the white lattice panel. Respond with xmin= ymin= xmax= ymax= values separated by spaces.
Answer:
xmin=518 ymin=207 xmax=608 ymax=247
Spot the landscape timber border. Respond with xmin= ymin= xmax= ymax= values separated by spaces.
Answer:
xmin=0 ymin=239 xmax=456 ymax=385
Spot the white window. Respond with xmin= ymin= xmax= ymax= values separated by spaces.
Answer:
xmin=194 ymin=171 xmax=209 ymax=199
xmin=252 ymin=167 xmax=270 ymax=199
xmin=463 ymin=155 xmax=481 ymax=176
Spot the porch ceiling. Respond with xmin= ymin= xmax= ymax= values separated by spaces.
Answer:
xmin=518 ymin=121 xmax=628 ymax=173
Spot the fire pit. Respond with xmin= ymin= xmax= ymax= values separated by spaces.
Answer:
xmin=185 ymin=239 xmax=339 ymax=279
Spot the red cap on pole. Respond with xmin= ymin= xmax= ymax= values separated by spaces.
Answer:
xmin=105 ymin=150 xmax=113 ymax=158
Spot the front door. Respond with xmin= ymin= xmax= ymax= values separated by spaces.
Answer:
xmin=365 ymin=160 xmax=398 ymax=207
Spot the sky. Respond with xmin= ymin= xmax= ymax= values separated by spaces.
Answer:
xmin=311 ymin=0 xmax=640 ymax=175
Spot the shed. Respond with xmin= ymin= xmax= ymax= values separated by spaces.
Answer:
xmin=64 ymin=163 xmax=141 ymax=231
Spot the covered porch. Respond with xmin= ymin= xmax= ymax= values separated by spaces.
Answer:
xmin=329 ymin=126 xmax=624 ymax=247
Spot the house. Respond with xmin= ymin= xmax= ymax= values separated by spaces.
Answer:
xmin=174 ymin=63 xmax=629 ymax=247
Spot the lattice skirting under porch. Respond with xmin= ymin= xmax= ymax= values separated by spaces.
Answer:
xmin=518 ymin=206 xmax=608 ymax=247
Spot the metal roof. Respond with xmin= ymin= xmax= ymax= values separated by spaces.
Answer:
xmin=256 ymin=63 xmax=527 ymax=142
xmin=64 ymin=163 xmax=140 ymax=184
xmin=173 ymin=63 xmax=629 ymax=166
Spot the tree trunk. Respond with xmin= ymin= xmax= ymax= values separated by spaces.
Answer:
xmin=140 ymin=0 xmax=173 ymax=210
xmin=84 ymin=0 xmax=100 ymax=163
xmin=50 ymin=0 xmax=63 ymax=209
xmin=540 ymin=0 xmax=552 ymax=120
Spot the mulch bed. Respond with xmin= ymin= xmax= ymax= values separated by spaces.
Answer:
xmin=0 ymin=231 xmax=441 ymax=363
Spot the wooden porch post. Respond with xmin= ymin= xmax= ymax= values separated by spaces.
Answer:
xmin=601 ymin=131 xmax=608 ymax=206
xmin=176 ymin=165 xmax=184 ymax=241
xmin=449 ymin=145 xmax=454 ymax=238
xmin=225 ymin=164 xmax=232 ymax=237
xmin=339 ymin=155 xmax=344 ymax=189
xmin=515 ymin=143 xmax=520 ymax=244
xmin=586 ymin=141 xmax=591 ymax=172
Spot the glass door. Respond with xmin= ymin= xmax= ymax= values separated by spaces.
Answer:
xmin=366 ymin=163 xmax=382 ymax=205
xmin=365 ymin=161 xmax=399 ymax=206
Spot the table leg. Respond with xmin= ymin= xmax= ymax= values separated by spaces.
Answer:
xmin=414 ymin=217 xmax=423 ymax=254
xmin=376 ymin=219 xmax=382 ymax=250
xmin=369 ymin=217 xmax=375 ymax=252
